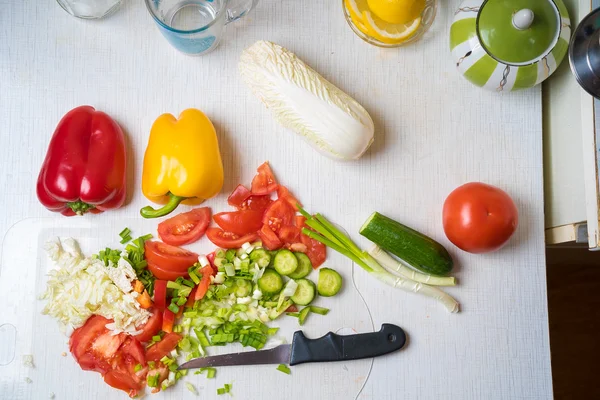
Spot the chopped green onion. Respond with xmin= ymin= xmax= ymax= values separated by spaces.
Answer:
xmin=134 ymin=363 xmax=142 ymax=372
xmin=206 ymin=367 xmax=216 ymax=379
xmin=189 ymin=271 xmax=200 ymax=285
xmin=120 ymin=236 xmax=132 ymax=244
xmin=140 ymin=233 xmax=153 ymax=241
xmin=267 ymin=327 xmax=279 ymax=335
xmin=186 ymin=382 xmax=198 ymax=395
xmin=309 ymin=306 xmax=330 ymax=315
xmin=168 ymin=303 xmax=180 ymax=314
xmin=152 ymin=335 xmax=162 ymax=342
xmin=215 ymin=249 xmax=226 ymax=258
xmin=286 ymin=312 xmax=300 ymax=318
xmin=148 ymin=361 xmax=156 ymax=369
xmin=182 ymin=279 xmax=195 ymax=288
xmin=147 ymin=373 xmax=159 ymax=388
xmin=276 ymin=364 xmax=291 ymax=374
xmin=225 ymin=249 xmax=236 ymax=261
xmin=119 ymin=227 xmax=131 ymax=238
xmin=173 ymin=324 xmax=183 ymax=333
xmin=168 ymin=362 xmax=178 ymax=372
xmin=217 ymin=388 xmax=226 ymax=395
xmin=176 ymin=296 xmax=187 ymax=306
xmin=167 ymin=281 xmax=182 ymax=290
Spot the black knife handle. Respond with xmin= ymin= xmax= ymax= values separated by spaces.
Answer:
xmin=289 ymin=324 xmax=406 ymax=366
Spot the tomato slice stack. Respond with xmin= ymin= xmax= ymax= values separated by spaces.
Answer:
xmin=209 ymin=162 xmax=326 ymax=268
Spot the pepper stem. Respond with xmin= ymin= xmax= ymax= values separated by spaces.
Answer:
xmin=67 ymin=200 xmax=95 ymax=215
xmin=140 ymin=193 xmax=188 ymax=218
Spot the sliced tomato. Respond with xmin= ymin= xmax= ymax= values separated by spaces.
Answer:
xmin=206 ymin=252 xmax=218 ymax=276
xmin=120 ymin=337 xmax=146 ymax=367
xmin=278 ymin=225 xmax=301 ymax=244
xmin=285 ymin=242 xmax=308 ymax=253
xmin=144 ymin=241 xmax=198 ymax=272
xmin=134 ymin=308 xmax=162 ymax=343
xmin=251 ymin=162 xmax=278 ymax=195
xmin=186 ymin=287 xmax=197 ymax=308
xmin=300 ymin=234 xmax=327 ymax=268
xmin=146 ymin=332 xmax=182 ymax=362
xmin=104 ymin=370 xmax=144 ymax=396
xmin=153 ymin=280 xmax=167 ymax=311
xmin=297 ymin=217 xmax=327 ymax=268
xmin=161 ymin=309 xmax=175 ymax=333
xmin=70 ymin=315 xmax=112 ymax=366
xmin=194 ymin=265 xmax=214 ymax=300
xmin=277 ymin=186 xmax=301 ymax=210
xmin=295 ymin=215 xmax=306 ymax=227
xmin=157 ymin=208 xmax=211 ymax=246
xmin=213 ymin=210 xmax=264 ymax=236
xmin=147 ymin=262 xmax=189 ymax=281
xmin=258 ymin=224 xmax=283 ymax=250
xmin=227 ymin=184 xmax=252 ymax=208
xmin=239 ymin=195 xmax=273 ymax=213
xmin=262 ymin=198 xmax=295 ymax=234
xmin=206 ymin=227 xmax=258 ymax=249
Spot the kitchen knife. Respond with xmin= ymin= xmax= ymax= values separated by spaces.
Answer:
xmin=179 ymin=323 xmax=406 ymax=369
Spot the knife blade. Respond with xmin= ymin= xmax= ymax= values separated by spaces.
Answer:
xmin=178 ymin=323 xmax=406 ymax=370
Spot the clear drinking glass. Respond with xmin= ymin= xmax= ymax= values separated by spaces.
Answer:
xmin=145 ymin=0 xmax=257 ymax=56
xmin=56 ymin=0 xmax=123 ymax=19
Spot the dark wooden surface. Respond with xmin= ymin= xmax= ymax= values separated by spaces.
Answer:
xmin=547 ymin=247 xmax=600 ymax=399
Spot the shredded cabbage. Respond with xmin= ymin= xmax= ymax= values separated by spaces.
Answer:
xmin=40 ymin=238 xmax=151 ymax=335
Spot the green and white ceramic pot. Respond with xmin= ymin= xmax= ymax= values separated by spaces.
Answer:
xmin=450 ymin=0 xmax=571 ymax=91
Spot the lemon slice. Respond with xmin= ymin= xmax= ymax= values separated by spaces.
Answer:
xmin=363 ymin=11 xmax=421 ymax=44
xmin=345 ymin=0 xmax=370 ymax=33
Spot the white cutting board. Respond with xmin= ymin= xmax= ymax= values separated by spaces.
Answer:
xmin=0 ymin=218 xmax=374 ymax=399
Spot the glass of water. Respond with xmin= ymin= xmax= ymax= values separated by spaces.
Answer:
xmin=145 ymin=0 xmax=257 ymax=56
xmin=56 ymin=0 xmax=122 ymax=19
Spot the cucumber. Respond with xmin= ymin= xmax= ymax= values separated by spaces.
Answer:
xmin=250 ymin=248 xmax=271 ymax=268
xmin=298 ymin=307 xmax=311 ymax=326
xmin=317 ymin=268 xmax=342 ymax=297
xmin=288 ymin=253 xmax=312 ymax=279
xmin=234 ymin=279 xmax=253 ymax=297
xmin=273 ymin=249 xmax=298 ymax=276
xmin=290 ymin=279 xmax=315 ymax=305
xmin=359 ymin=212 xmax=453 ymax=276
xmin=258 ymin=269 xmax=283 ymax=295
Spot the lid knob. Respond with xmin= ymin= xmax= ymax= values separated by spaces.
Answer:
xmin=513 ymin=9 xmax=534 ymax=30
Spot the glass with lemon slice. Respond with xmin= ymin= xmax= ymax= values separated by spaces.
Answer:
xmin=343 ymin=0 xmax=436 ymax=47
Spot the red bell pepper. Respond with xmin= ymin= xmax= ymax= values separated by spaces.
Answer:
xmin=36 ymin=106 xmax=126 ymax=216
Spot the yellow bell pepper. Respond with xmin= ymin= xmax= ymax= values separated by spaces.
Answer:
xmin=140 ymin=108 xmax=224 ymax=218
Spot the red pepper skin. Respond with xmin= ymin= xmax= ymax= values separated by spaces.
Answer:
xmin=36 ymin=106 xmax=126 ymax=216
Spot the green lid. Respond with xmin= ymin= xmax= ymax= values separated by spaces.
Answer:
xmin=478 ymin=0 xmax=560 ymax=64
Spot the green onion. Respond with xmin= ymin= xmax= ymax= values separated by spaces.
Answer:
xmin=147 ymin=373 xmax=159 ymax=388
xmin=186 ymin=382 xmax=198 ymax=395
xmin=225 ymin=249 xmax=236 ymax=261
xmin=120 ymin=236 xmax=132 ymax=244
xmin=309 ymin=306 xmax=330 ymax=315
xmin=182 ymin=279 xmax=195 ymax=288
xmin=267 ymin=327 xmax=279 ymax=335
xmin=152 ymin=335 xmax=162 ymax=342
xmin=298 ymin=206 xmax=460 ymax=313
xmin=217 ymin=388 xmax=226 ymax=395
xmin=167 ymin=281 xmax=182 ymax=290
xmin=148 ymin=361 xmax=155 ymax=369
xmin=216 ymin=249 xmax=226 ymax=258
xmin=134 ymin=363 xmax=142 ymax=372
xmin=286 ymin=312 xmax=300 ymax=318
xmin=119 ymin=227 xmax=131 ymax=238
xmin=173 ymin=325 xmax=183 ymax=333
xmin=176 ymin=296 xmax=187 ymax=306
xmin=140 ymin=233 xmax=153 ymax=241
xmin=189 ymin=271 xmax=200 ymax=285
xmin=276 ymin=364 xmax=291 ymax=374
xmin=168 ymin=303 xmax=180 ymax=314
xmin=168 ymin=362 xmax=178 ymax=372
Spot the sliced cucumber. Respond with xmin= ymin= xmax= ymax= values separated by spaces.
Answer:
xmin=288 ymin=253 xmax=312 ymax=279
xmin=273 ymin=250 xmax=298 ymax=276
xmin=235 ymin=279 xmax=253 ymax=297
xmin=258 ymin=269 xmax=283 ymax=295
xmin=317 ymin=268 xmax=342 ymax=297
xmin=250 ymin=248 xmax=271 ymax=268
xmin=290 ymin=279 xmax=315 ymax=306
xmin=298 ymin=307 xmax=311 ymax=326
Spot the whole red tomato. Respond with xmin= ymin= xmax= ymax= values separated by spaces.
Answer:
xmin=442 ymin=182 xmax=518 ymax=253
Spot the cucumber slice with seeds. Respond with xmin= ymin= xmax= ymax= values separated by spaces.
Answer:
xmin=273 ymin=250 xmax=298 ymax=276
xmin=250 ymin=248 xmax=271 ymax=268
xmin=317 ymin=268 xmax=342 ymax=297
xmin=235 ymin=279 xmax=253 ymax=297
xmin=258 ymin=269 xmax=283 ymax=295
xmin=288 ymin=253 xmax=312 ymax=279
xmin=290 ymin=279 xmax=315 ymax=305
